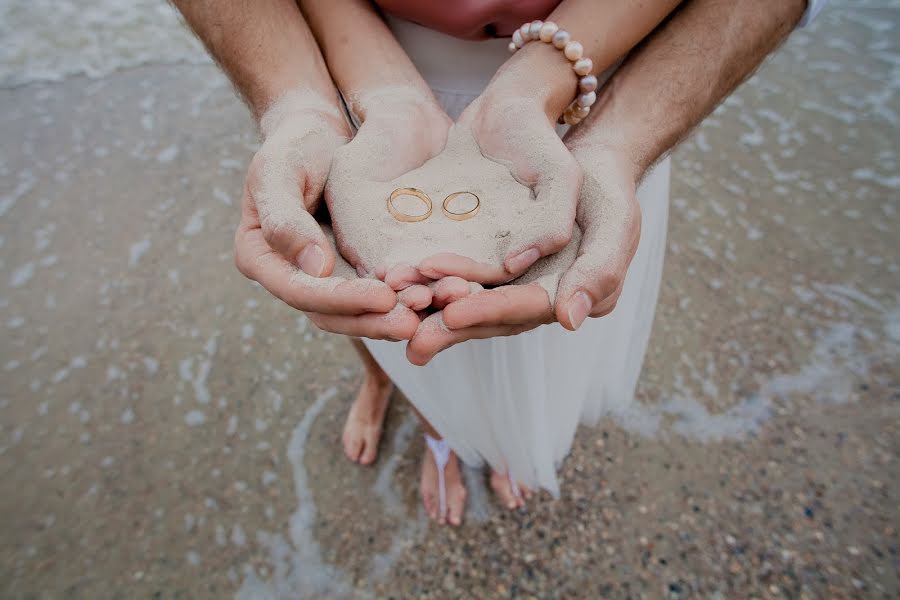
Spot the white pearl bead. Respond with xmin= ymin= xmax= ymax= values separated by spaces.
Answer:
xmin=512 ymin=30 xmax=524 ymax=48
xmin=508 ymin=41 xmax=517 ymax=53
xmin=579 ymin=75 xmax=598 ymax=94
xmin=519 ymin=23 xmax=532 ymax=40
xmin=564 ymin=41 xmax=583 ymax=61
xmin=539 ymin=22 xmax=559 ymax=43
xmin=576 ymin=91 xmax=597 ymax=107
xmin=573 ymin=105 xmax=590 ymax=119
xmin=552 ymin=30 xmax=570 ymax=49
xmin=529 ymin=21 xmax=544 ymax=38
xmin=573 ymin=58 xmax=593 ymax=76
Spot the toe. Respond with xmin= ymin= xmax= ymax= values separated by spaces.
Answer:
xmin=520 ymin=483 xmax=533 ymax=500
xmin=342 ymin=432 xmax=363 ymax=463
xmin=448 ymin=488 xmax=467 ymax=526
xmin=359 ymin=431 xmax=380 ymax=465
xmin=490 ymin=471 xmax=519 ymax=510
xmin=358 ymin=441 xmax=377 ymax=465
xmin=422 ymin=488 xmax=436 ymax=520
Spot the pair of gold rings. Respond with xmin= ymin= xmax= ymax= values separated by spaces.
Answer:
xmin=387 ymin=187 xmax=480 ymax=223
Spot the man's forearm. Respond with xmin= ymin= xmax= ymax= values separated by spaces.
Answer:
xmin=493 ymin=0 xmax=684 ymax=123
xmin=567 ymin=0 xmax=807 ymax=178
xmin=173 ymin=0 xmax=342 ymax=121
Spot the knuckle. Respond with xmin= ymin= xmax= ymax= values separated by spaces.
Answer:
xmin=307 ymin=314 xmax=333 ymax=333
xmin=547 ymin=221 xmax=574 ymax=250
xmin=233 ymin=238 xmax=252 ymax=279
xmin=261 ymin=218 xmax=295 ymax=251
xmin=629 ymin=197 xmax=642 ymax=225
xmin=595 ymin=298 xmax=619 ymax=318
xmin=246 ymin=153 xmax=265 ymax=193
xmin=233 ymin=249 xmax=247 ymax=278
xmin=595 ymin=270 xmax=623 ymax=297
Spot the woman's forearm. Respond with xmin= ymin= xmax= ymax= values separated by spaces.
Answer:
xmin=566 ymin=0 xmax=807 ymax=180
xmin=490 ymin=0 xmax=684 ymax=122
xmin=298 ymin=0 xmax=441 ymax=120
xmin=173 ymin=0 xmax=342 ymax=121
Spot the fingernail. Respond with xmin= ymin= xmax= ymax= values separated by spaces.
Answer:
xmin=568 ymin=291 xmax=592 ymax=330
xmin=507 ymin=248 xmax=540 ymax=273
xmin=298 ymin=244 xmax=325 ymax=277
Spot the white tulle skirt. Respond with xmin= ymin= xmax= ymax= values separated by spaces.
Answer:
xmin=363 ymin=18 xmax=671 ymax=496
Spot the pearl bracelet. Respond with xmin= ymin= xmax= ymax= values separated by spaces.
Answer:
xmin=508 ymin=20 xmax=597 ymax=126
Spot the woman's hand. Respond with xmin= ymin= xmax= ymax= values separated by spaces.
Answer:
xmin=415 ymin=91 xmax=582 ymax=285
xmin=325 ymin=92 xmax=453 ymax=276
xmin=406 ymin=148 xmax=641 ymax=365
xmin=234 ymin=101 xmax=419 ymax=340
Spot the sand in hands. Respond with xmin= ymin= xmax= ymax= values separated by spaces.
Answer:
xmin=326 ymin=124 xmax=542 ymax=278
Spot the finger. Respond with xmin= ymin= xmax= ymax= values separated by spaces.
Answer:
xmin=235 ymin=227 xmax=397 ymax=315
xmin=250 ymin=159 xmax=336 ymax=278
xmin=555 ymin=183 xmax=641 ymax=331
xmin=406 ymin=313 xmax=539 ymax=366
xmin=502 ymin=154 xmax=581 ymax=277
xmin=398 ymin=285 xmax=433 ymax=311
xmin=342 ymin=431 xmax=363 ymax=463
xmin=589 ymin=283 xmax=624 ymax=318
xmin=442 ymin=285 xmax=552 ymax=330
xmin=384 ymin=263 xmax=432 ymax=291
xmin=307 ymin=305 xmax=420 ymax=340
xmin=418 ymin=253 xmax=514 ymax=286
xmin=429 ymin=276 xmax=475 ymax=310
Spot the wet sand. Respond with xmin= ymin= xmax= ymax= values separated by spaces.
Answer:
xmin=1 ymin=3 xmax=898 ymax=599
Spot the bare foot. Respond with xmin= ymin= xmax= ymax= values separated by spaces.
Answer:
xmin=421 ymin=441 xmax=467 ymax=526
xmin=490 ymin=469 xmax=532 ymax=510
xmin=342 ymin=372 xmax=393 ymax=465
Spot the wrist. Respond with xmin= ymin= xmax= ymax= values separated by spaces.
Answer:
xmin=259 ymin=88 xmax=351 ymax=139
xmin=355 ymin=87 xmax=450 ymax=130
xmin=564 ymin=80 xmax=652 ymax=183
xmin=489 ymin=43 xmax=578 ymax=124
xmin=567 ymin=135 xmax=644 ymax=189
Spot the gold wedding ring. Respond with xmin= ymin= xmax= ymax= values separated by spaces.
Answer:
xmin=387 ymin=187 xmax=432 ymax=222
xmin=442 ymin=192 xmax=480 ymax=221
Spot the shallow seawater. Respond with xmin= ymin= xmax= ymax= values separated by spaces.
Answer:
xmin=0 ymin=1 xmax=898 ymax=598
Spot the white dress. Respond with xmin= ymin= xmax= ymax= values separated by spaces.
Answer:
xmin=364 ymin=18 xmax=672 ymax=496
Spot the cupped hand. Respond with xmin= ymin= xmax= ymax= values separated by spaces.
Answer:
xmin=325 ymin=94 xmax=453 ymax=277
xmin=406 ymin=148 xmax=641 ymax=365
xmin=234 ymin=101 xmax=418 ymax=340
xmin=415 ymin=92 xmax=583 ymax=285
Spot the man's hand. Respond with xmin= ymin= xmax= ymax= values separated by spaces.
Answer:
xmin=405 ymin=148 xmax=640 ymax=365
xmin=234 ymin=104 xmax=419 ymax=340
xmin=553 ymin=149 xmax=641 ymax=330
xmin=416 ymin=93 xmax=582 ymax=285
xmin=173 ymin=0 xmax=423 ymax=339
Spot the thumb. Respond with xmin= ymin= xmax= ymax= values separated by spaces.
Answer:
xmin=503 ymin=150 xmax=581 ymax=277
xmin=555 ymin=186 xmax=641 ymax=331
xmin=253 ymin=154 xmax=336 ymax=278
